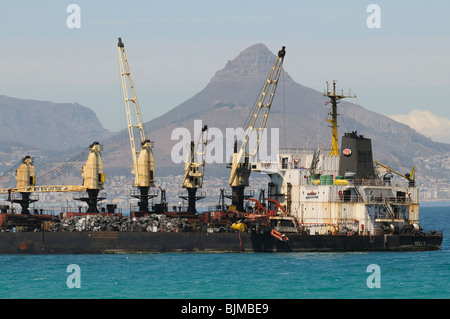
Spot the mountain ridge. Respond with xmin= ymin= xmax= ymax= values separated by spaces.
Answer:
xmin=2 ymin=43 xmax=450 ymax=184
xmin=101 ymin=43 xmax=450 ymax=179
xmin=0 ymin=95 xmax=112 ymax=151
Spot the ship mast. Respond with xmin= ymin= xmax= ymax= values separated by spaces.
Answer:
xmin=323 ymin=81 xmax=356 ymax=156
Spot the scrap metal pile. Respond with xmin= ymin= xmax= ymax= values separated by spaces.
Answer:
xmin=49 ymin=214 xmax=191 ymax=232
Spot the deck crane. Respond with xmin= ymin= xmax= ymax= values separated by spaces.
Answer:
xmin=374 ymin=161 xmax=416 ymax=187
xmin=178 ymin=124 xmax=209 ymax=213
xmin=75 ymin=142 xmax=106 ymax=212
xmin=6 ymin=156 xmax=38 ymax=214
xmin=228 ymin=46 xmax=286 ymax=212
xmin=117 ymin=37 xmax=156 ymax=213
xmin=0 ymin=142 xmax=105 ymax=214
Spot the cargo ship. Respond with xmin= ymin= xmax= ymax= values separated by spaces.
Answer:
xmin=0 ymin=41 xmax=443 ymax=253
xmin=0 ymin=133 xmax=443 ymax=254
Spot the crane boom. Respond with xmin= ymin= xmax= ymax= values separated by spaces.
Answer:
xmin=179 ymin=124 xmax=209 ymax=213
xmin=227 ymin=46 xmax=286 ymax=212
xmin=228 ymin=46 xmax=286 ymax=187
xmin=375 ymin=161 xmax=416 ymax=186
xmin=117 ymin=38 xmax=156 ymax=213
xmin=117 ymin=37 xmax=155 ymax=188
xmin=182 ymin=124 xmax=208 ymax=190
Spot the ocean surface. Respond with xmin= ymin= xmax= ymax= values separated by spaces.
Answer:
xmin=0 ymin=202 xmax=449 ymax=300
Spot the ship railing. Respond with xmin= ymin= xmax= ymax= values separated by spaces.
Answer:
xmin=7 ymin=193 xmax=40 ymax=201
xmin=347 ymin=179 xmax=392 ymax=187
xmin=72 ymin=191 xmax=108 ymax=200
xmin=329 ymin=194 xmax=414 ymax=204
xmin=166 ymin=204 xmax=190 ymax=213
xmin=4 ymin=208 xmax=59 ymax=216
xmin=29 ymin=208 xmax=59 ymax=216
xmin=60 ymin=205 xmax=122 ymax=214
xmin=129 ymin=203 xmax=140 ymax=213
xmin=374 ymin=209 xmax=403 ymax=220
xmin=350 ymin=178 xmax=413 ymax=189
xmin=130 ymin=188 xmax=158 ymax=199
xmin=222 ymin=189 xmax=255 ymax=199
xmin=426 ymin=230 xmax=443 ymax=237
xmin=299 ymin=217 xmax=358 ymax=223
xmin=298 ymin=218 xmax=357 ymax=234
xmin=0 ymin=200 xmax=61 ymax=215
xmin=61 ymin=206 xmax=86 ymax=214
xmin=302 ymin=178 xmax=412 ymax=188
xmin=177 ymin=190 xmax=207 ymax=200
xmin=127 ymin=203 xmax=172 ymax=213
xmin=199 ymin=205 xmax=227 ymax=213
xmin=278 ymin=148 xmax=328 ymax=155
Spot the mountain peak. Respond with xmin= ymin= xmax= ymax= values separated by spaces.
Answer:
xmin=210 ymin=43 xmax=291 ymax=83
xmin=240 ymin=43 xmax=272 ymax=56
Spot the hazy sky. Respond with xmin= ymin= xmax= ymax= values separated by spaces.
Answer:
xmin=1 ymin=0 xmax=449 ymax=132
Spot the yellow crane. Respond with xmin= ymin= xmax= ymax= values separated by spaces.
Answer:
xmin=75 ymin=141 xmax=106 ymax=212
xmin=374 ymin=161 xmax=416 ymax=187
xmin=0 ymin=142 xmax=105 ymax=214
xmin=178 ymin=124 xmax=209 ymax=213
xmin=117 ymin=37 xmax=156 ymax=213
xmin=228 ymin=46 xmax=286 ymax=212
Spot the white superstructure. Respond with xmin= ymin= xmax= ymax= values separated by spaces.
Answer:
xmin=253 ymin=146 xmax=419 ymax=236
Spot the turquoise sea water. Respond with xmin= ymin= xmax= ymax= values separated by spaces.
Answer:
xmin=0 ymin=203 xmax=449 ymax=300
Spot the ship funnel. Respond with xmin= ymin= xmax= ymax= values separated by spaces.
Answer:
xmin=338 ymin=131 xmax=376 ymax=180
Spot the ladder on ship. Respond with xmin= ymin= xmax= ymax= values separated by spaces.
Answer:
xmin=382 ymin=199 xmax=395 ymax=221
xmin=353 ymin=186 xmax=366 ymax=202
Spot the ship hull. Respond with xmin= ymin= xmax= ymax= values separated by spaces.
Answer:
xmin=251 ymin=233 xmax=443 ymax=252
xmin=0 ymin=231 xmax=442 ymax=254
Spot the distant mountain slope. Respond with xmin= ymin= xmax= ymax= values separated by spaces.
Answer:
xmin=390 ymin=109 xmax=450 ymax=144
xmin=3 ymin=44 xmax=449 ymax=184
xmin=101 ymin=43 xmax=450 ymax=178
xmin=0 ymin=95 xmax=112 ymax=151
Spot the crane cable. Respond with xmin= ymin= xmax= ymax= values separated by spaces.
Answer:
xmin=0 ymin=159 xmax=24 ymax=182
xmin=239 ymin=78 xmax=266 ymax=144
xmin=36 ymin=146 xmax=90 ymax=184
xmin=238 ymin=50 xmax=284 ymax=154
